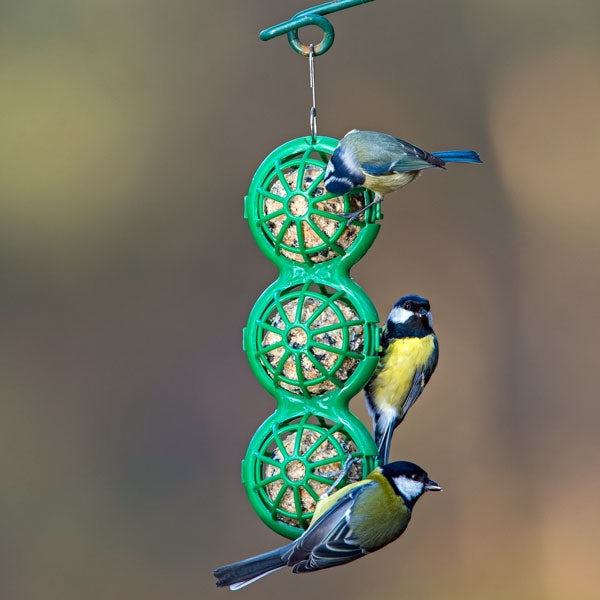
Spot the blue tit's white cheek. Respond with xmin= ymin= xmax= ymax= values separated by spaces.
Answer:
xmin=338 ymin=145 xmax=359 ymax=174
xmin=324 ymin=146 xmax=364 ymax=193
xmin=389 ymin=306 xmax=414 ymax=324
xmin=393 ymin=476 xmax=424 ymax=501
xmin=427 ymin=311 xmax=434 ymax=329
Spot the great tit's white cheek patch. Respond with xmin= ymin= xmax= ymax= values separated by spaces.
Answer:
xmin=393 ymin=476 xmax=424 ymax=501
xmin=389 ymin=306 xmax=413 ymax=324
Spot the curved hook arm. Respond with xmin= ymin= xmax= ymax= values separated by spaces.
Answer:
xmin=259 ymin=0 xmax=375 ymax=57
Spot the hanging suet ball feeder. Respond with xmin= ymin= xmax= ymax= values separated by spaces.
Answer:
xmin=242 ymin=146 xmax=382 ymax=540
xmin=246 ymin=280 xmax=379 ymax=400
xmin=242 ymin=411 xmax=377 ymax=538
xmin=240 ymin=0 xmax=381 ymax=540
xmin=245 ymin=136 xmax=381 ymax=266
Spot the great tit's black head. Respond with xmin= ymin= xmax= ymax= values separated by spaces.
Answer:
xmin=387 ymin=295 xmax=434 ymax=335
xmin=381 ymin=461 xmax=442 ymax=505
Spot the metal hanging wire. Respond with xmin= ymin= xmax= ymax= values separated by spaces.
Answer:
xmin=260 ymin=1 xmax=374 ymax=139
xmin=308 ymin=44 xmax=318 ymax=140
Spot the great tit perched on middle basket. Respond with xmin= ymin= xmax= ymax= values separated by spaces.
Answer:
xmin=366 ymin=295 xmax=439 ymax=464
xmin=214 ymin=460 xmax=441 ymax=589
xmin=324 ymin=129 xmax=482 ymax=222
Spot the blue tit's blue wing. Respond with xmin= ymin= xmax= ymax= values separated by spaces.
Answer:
xmin=284 ymin=484 xmax=372 ymax=573
xmin=399 ymin=336 xmax=439 ymax=421
xmin=346 ymin=130 xmax=444 ymax=173
xmin=359 ymin=158 xmax=402 ymax=176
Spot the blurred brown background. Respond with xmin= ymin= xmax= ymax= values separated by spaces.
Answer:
xmin=2 ymin=1 xmax=599 ymax=598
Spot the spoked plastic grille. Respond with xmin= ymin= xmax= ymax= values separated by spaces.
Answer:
xmin=251 ymin=414 xmax=363 ymax=528
xmin=254 ymin=147 xmax=367 ymax=264
xmin=256 ymin=282 xmax=365 ymax=397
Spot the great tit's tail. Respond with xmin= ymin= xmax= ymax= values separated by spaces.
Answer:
xmin=374 ymin=416 xmax=399 ymax=465
xmin=214 ymin=544 xmax=294 ymax=590
xmin=431 ymin=150 xmax=482 ymax=164
xmin=376 ymin=425 xmax=393 ymax=465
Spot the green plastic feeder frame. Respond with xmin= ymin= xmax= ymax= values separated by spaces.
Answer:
xmin=242 ymin=409 xmax=378 ymax=539
xmin=242 ymin=135 xmax=383 ymax=539
xmin=245 ymin=136 xmax=381 ymax=270
xmin=244 ymin=278 xmax=379 ymax=403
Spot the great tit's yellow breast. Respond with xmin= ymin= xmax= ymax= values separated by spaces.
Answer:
xmin=372 ymin=335 xmax=436 ymax=409
xmin=362 ymin=171 xmax=420 ymax=195
xmin=349 ymin=470 xmax=410 ymax=550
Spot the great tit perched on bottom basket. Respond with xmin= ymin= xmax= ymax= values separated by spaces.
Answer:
xmin=366 ymin=295 xmax=439 ymax=464
xmin=214 ymin=461 xmax=441 ymax=589
xmin=324 ymin=129 xmax=482 ymax=222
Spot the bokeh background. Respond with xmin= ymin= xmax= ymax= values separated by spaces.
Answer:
xmin=2 ymin=1 xmax=599 ymax=598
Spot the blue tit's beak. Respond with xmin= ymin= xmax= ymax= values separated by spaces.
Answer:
xmin=424 ymin=479 xmax=442 ymax=492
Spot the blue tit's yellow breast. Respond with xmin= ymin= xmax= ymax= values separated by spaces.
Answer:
xmin=371 ymin=335 xmax=436 ymax=409
xmin=362 ymin=171 xmax=420 ymax=195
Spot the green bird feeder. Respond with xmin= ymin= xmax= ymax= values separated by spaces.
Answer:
xmin=241 ymin=1 xmax=380 ymax=540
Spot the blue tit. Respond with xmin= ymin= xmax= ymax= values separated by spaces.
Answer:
xmin=366 ymin=295 xmax=439 ymax=464
xmin=214 ymin=461 xmax=441 ymax=589
xmin=324 ymin=129 xmax=482 ymax=221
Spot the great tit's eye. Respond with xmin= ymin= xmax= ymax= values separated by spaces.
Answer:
xmin=410 ymin=474 xmax=418 ymax=480
xmin=404 ymin=302 xmax=413 ymax=311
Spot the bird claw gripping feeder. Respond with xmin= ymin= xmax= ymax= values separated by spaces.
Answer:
xmin=242 ymin=0 xmax=379 ymax=540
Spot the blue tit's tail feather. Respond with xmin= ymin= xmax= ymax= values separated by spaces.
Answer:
xmin=214 ymin=544 xmax=293 ymax=590
xmin=431 ymin=150 xmax=482 ymax=164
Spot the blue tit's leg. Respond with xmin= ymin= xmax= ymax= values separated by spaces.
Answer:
xmin=320 ymin=455 xmax=359 ymax=499
xmin=341 ymin=193 xmax=383 ymax=224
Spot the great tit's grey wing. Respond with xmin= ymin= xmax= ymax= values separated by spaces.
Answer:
xmin=285 ymin=487 xmax=362 ymax=559
xmin=291 ymin=519 xmax=365 ymax=573
xmin=399 ymin=338 xmax=439 ymax=421
xmin=284 ymin=484 xmax=372 ymax=572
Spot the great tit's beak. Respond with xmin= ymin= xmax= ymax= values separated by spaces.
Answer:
xmin=424 ymin=478 xmax=442 ymax=492
xmin=424 ymin=310 xmax=434 ymax=329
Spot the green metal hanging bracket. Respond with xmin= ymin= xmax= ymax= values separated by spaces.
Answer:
xmin=259 ymin=0 xmax=375 ymax=56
